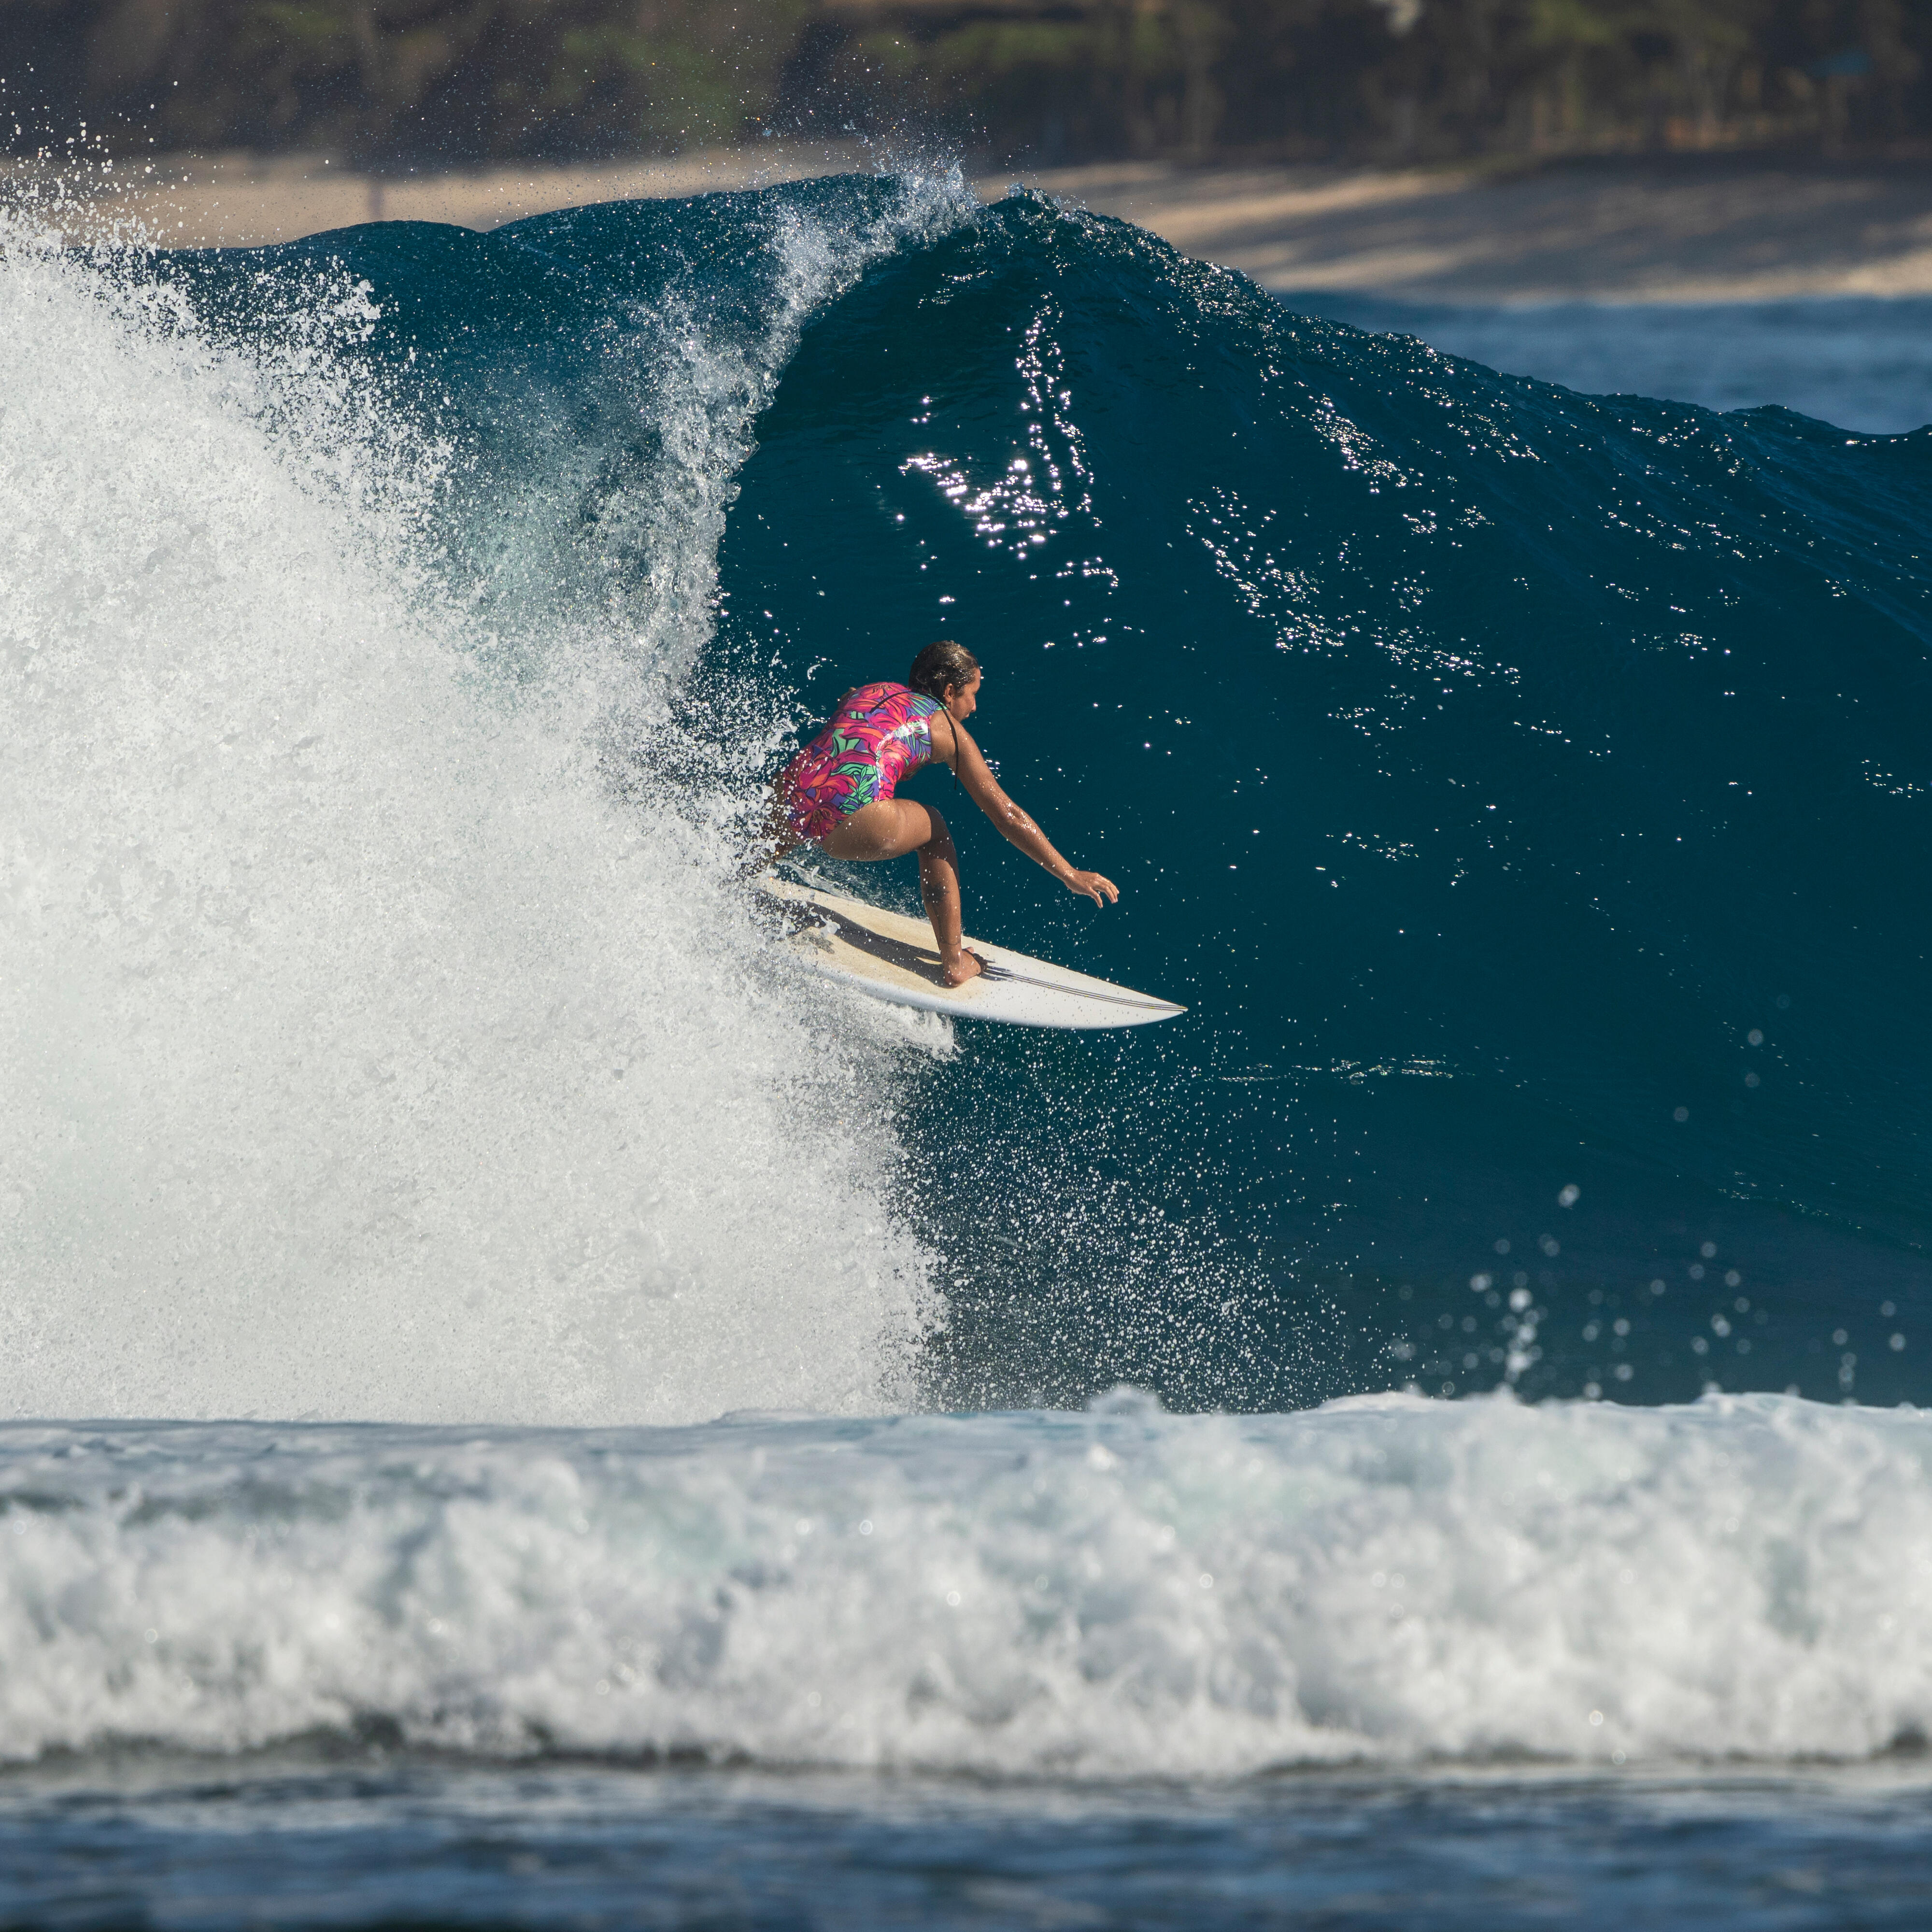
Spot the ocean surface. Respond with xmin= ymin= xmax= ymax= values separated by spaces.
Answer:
xmin=4 ymin=168 xmax=1932 ymax=1922
xmin=1289 ymin=293 xmax=1932 ymax=439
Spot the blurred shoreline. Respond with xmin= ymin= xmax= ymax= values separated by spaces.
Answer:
xmin=1025 ymin=155 xmax=1932 ymax=303
xmin=17 ymin=145 xmax=1932 ymax=304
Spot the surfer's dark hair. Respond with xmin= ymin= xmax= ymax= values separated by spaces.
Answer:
xmin=908 ymin=640 xmax=980 ymax=701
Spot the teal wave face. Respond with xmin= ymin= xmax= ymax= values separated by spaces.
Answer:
xmin=145 ymin=181 xmax=1932 ymax=1411
xmin=710 ymin=190 xmax=1932 ymax=1408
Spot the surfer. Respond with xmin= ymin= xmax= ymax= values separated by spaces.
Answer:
xmin=766 ymin=641 xmax=1118 ymax=986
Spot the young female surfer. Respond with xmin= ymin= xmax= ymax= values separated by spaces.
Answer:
xmin=768 ymin=640 xmax=1119 ymax=986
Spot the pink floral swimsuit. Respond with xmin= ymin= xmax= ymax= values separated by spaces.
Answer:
xmin=780 ymin=681 xmax=945 ymax=844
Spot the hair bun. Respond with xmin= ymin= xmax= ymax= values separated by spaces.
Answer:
xmin=908 ymin=639 xmax=980 ymax=699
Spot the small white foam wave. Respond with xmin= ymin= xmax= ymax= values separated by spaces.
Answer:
xmin=2 ymin=1394 xmax=1928 ymax=1775
xmin=0 ymin=177 xmax=972 ymax=1425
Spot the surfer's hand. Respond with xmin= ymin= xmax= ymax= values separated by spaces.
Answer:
xmin=1060 ymin=867 xmax=1118 ymax=907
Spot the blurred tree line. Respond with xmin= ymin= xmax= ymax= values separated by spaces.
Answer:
xmin=4 ymin=0 xmax=1928 ymax=165
xmin=3 ymin=0 xmax=805 ymax=159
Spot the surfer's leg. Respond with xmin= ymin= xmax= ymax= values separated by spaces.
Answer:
xmin=910 ymin=809 xmax=983 ymax=988
xmin=821 ymin=800 xmax=984 ymax=986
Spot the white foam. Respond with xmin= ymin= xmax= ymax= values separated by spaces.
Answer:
xmin=2 ymin=1393 xmax=1927 ymax=1773
xmin=0 ymin=180 xmax=970 ymax=1425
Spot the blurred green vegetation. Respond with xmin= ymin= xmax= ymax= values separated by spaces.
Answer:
xmin=4 ymin=0 xmax=1928 ymax=163
xmin=3 ymin=0 xmax=806 ymax=159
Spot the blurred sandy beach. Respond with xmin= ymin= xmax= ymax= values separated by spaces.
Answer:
xmin=1023 ymin=155 xmax=1932 ymax=303
xmin=20 ymin=143 xmax=866 ymax=250
xmin=26 ymin=145 xmax=1932 ymax=305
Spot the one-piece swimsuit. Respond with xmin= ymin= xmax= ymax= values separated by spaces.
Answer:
xmin=780 ymin=681 xmax=945 ymax=844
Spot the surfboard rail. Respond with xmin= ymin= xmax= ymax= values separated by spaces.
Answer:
xmin=759 ymin=877 xmax=1185 ymax=1031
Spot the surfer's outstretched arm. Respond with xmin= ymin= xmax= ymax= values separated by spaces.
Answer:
xmin=940 ymin=716 xmax=1119 ymax=908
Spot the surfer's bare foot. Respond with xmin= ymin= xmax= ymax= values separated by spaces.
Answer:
xmin=941 ymin=949 xmax=986 ymax=987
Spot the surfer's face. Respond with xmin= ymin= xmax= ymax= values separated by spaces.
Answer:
xmin=943 ymin=671 xmax=982 ymax=723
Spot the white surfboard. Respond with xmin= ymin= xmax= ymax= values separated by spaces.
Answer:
xmin=760 ymin=877 xmax=1185 ymax=1030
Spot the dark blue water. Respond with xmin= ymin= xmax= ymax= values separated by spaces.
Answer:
xmin=705 ymin=186 xmax=1932 ymax=1410
xmin=7 ymin=1757 xmax=1932 ymax=1931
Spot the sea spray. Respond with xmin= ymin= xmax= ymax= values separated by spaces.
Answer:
xmin=0 ymin=179 xmax=976 ymax=1424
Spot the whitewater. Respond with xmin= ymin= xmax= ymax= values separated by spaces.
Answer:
xmin=0 ymin=179 xmax=966 ymax=1426
xmin=5 ymin=1394 xmax=1932 ymax=1773
xmin=4 ymin=163 xmax=1932 ymax=1870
